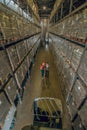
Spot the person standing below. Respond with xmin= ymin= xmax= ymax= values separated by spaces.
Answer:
xmin=45 ymin=62 xmax=49 ymax=79
xmin=40 ymin=62 xmax=45 ymax=79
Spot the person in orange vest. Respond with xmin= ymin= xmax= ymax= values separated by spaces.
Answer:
xmin=40 ymin=62 xmax=45 ymax=79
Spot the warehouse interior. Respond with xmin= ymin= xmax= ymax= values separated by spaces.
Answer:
xmin=0 ymin=0 xmax=87 ymax=130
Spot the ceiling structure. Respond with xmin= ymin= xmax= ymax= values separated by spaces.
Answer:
xmin=13 ymin=0 xmax=62 ymax=21
xmin=13 ymin=0 xmax=33 ymax=16
xmin=34 ymin=0 xmax=56 ymax=18
xmin=13 ymin=0 xmax=87 ymax=24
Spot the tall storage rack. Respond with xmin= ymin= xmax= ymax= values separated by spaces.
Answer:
xmin=0 ymin=3 xmax=40 ymax=128
xmin=49 ymin=3 xmax=87 ymax=129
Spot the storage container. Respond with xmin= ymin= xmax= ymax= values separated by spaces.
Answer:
xmin=79 ymin=100 xmax=87 ymax=127
xmin=16 ymin=67 xmax=23 ymax=85
xmin=78 ymin=50 xmax=87 ymax=86
xmin=66 ymin=41 xmax=74 ymax=62
xmin=7 ymin=46 xmax=19 ymax=70
xmin=64 ymin=65 xmax=75 ymax=91
xmin=72 ymin=115 xmax=85 ymax=130
xmin=0 ymin=51 xmax=11 ymax=81
xmin=67 ymin=94 xmax=77 ymax=120
xmin=71 ymin=45 xmax=83 ymax=71
xmin=5 ymin=78 xmax=17 ymax=102
xmin=0 ymin=93 xmax=10 ymax=125
xmin=72 ymin=79 xmax=87 ymax=108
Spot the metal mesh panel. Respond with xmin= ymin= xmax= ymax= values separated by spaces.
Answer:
xmin=73 ymin=115 xmax=85 ymax=130
xmin=0 ymin=93 xmax=10 ymax=125
xmin=71 ymin=45 xmax=83 ymax=71
xmin=7 ymin=46 xmax=19 ymax=70
xmin=0 ymin=50 xmax=11 ymax=82
xmin=78 ymin=50 xmax=87 ymax=85
xmin=79 ymin=100 xmax=87 ymax=127
xmin=68 ymin=95 xmax=77 ymax=120
xmin=72 ymin=79 xmax=87 ymax=108
xmin=5 ymin=78 xmax=17 ymax=102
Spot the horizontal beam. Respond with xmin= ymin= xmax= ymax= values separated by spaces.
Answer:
xmin=50 ymin=32 xmax=86 ymax=48
xmin=0 ymin=36 xmax=40 ymax=91
xmin=50 ymin=2 xmax=87 ymax=26
xmin=0 ymin=32 xmax=41 ymax=50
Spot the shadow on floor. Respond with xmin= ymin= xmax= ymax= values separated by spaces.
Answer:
xmin=21 ymin=125 xmax=39 ymax=130
xmin=21 ymin=125 xmax=31 ymax=130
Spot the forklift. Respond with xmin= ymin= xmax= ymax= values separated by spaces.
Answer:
xmin=22 ymin=97 xmax=63 ymax=130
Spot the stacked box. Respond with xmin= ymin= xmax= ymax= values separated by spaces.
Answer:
xmin=78 ymin=50 xmax=87 ymax=85
xmin=22 ymin=59 xmax=28 ymax=76
xmin=65 ymin=67 xmax=75 ymax=91
xmin=10 ymin=16 xmax=19 ymax=38
xmin=27 ymin=55 xmax=31 ymax=68
xmin=71 ymin=45 xmax=84 ymax=71
xmin=18 ymin=18 xmax=24 ymax=36
xmin=72 ymin=79 xmax=87 ymax=108
xmin=23 ymin=20 xmax=32 ymax=36
xmin=60 ymin=59 xmax=65 ymax=77
xmin=7 ymin=46 xmax=19 ymax=70
xmin=23 ymin=41 xmax=29 ymax=52
xmin=0 ymin=4 xmax=40 ymax=43
xmin=0 ymin=93 xmax=10 ymax=125
xmin=72 ymin=115 xmax=85 ymax=130
xmin=33 ymin=44 xmax=38 ymax=55
xmin=0 ymin=10 xmax=13 ymax=40
xmin=66 ymin=42 xmax=75 ymax=62
xmin=17 ymin=42 xmax=27 ymax=59
xmin=26 ymin=39 xmax=31 ymax=49
xmin=26 ymin=55 xmax=30 ymax=68
xmin=2 ymin=14 xmax=12 ymax=40
xmin=0 ymin=51 xmax=11 ymax=82
xmin=62 ymin=59 xmax=69 ymax=74
xmin=29 ymin=49 xmax=33 ymax=60
xmin=5 ymin=78 xmax=17 ymax=102
xmin=61 ymin=78 xmax=68 ymax=98
xmin=16 ymin=67 xmax=23 ymax=85
xmin=16 ymin=43 xmax=23 ymax=60
xmin=66 ymin=92 xmax=72 ymax=104
xmin=68 ymin=95 xmax=77 ymax=120
xmin=77 ymin=9 xmax=87 ymax=39
xmin=20 ymin=65 xmax=25 ymax=80
xmin=16 ymin=17 xmax=23 ymax=36
xmin=79 ymin=100 xmax=87 ymax=127
xmin=62 ymin=40 xmax=68 ymax=57
xmin=58 ymin=55 xmax=64 ymax=74
xmin=20 ymin=65 xmax=25 ymax=81
xmin=61 ymin=58 xmax=75 ymax=91
xmin=50 ymin=9 xmax=87 ymax=40
xmin=31 ymin=48 xmax=35 ymax=58
xmin=61 ymin=79 xmax=68 ymax=99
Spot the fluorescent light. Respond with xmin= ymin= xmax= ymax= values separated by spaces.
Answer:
xmin=43 ymin=6 xmax=46 ymax=10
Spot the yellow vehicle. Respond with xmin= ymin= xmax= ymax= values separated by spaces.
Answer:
xmin=22 ymin=97 xmax=62 ymax=130
xmin=33 ymin=97 xmax=63 ymax=129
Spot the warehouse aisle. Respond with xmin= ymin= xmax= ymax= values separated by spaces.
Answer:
xmin=14 ymin=44 xmax=71 ymax=130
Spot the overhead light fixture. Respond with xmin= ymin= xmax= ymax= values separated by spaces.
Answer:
xmin=43 ymin=6 xmax=46 ymax=10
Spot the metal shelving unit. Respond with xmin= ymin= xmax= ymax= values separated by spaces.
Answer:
xmin=49 ymin=33 xmax=87 ymax=129
xmin=0 ymin=3 xmax=40 ymax=129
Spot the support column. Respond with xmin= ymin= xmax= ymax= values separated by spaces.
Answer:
xmin=61 ymin=3 xmax=63 ymax=19
xmin=69 ymin=0 xmax=73 ymax=13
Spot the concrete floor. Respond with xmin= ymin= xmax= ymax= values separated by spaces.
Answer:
xmin=14 ymin=45 xmax=71 ymax=130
